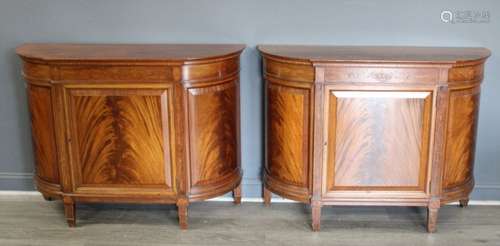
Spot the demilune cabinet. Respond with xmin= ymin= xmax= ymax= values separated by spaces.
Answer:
xmin=17 ymin=43 xmax=245 ymax=229
xmin=258 ymin=45 xmax=490 ymax=232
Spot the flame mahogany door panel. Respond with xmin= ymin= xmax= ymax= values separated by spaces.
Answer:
xmin=259 ymin=45 xmax=490 ymax=232
xmin=63 ymin=86 xmax=175 ymax=195
xmin=265 ymin=83 xmax=312 ymax=201
xmin=323 ymin=90 xmax=432 ymax=198
xmin=441 ymin=86 xmax=481 ymax=203
xmin=17 ymin=43 xmax=245 ymax=229
xmin=187 ymin=81 xmax=241 ymax=199
xmin=27 ymin=84 xmax=60 ymax=194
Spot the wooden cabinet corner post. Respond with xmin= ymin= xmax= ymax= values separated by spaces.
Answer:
xmin=311 ymin=66 xmax=326 ymax=232
xmin=427 ymin=82 xmax=450 ymax=233
xmin=175 ymin=75 xmax=190 ymax=229
xmin=63 ymin=196 xmax=76 ymax=227
xmin=233 ymin=183 xmax=242 ymax=204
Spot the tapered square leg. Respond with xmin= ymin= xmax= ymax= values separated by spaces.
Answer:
xmin=263 ymin=186 xmax=271 ymax=206
xmin=63 ymin=197 xmax=76 ymax=227
xmin=459 ymin=199 xmax=469 ymax=207
xmin=233 ymin=183 xmax=242 ymax=204
xmin=311 ymin=201 xmax=322 ymax=232
xmin=427 ymin=207 xmax=439 ymax=233
xmin=176 ymin=199 xmax=189 ymax=229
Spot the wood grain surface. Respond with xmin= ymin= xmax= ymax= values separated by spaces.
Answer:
xmin=68 ymin=89 xmax=168 ymax=186
xmin=326 ymin=91 xmax=431 ymax=190
xmin=444 ymin=88 xmax=480 ymax=188
xmin=188 ymin=82 xmax=238 ymax=186
xmin=16 ymin=43 xmax=245 ymax=63
xmin=267 ymin=84 xmax=310 ymax=187
xmin=27 ymin=85 xmax=59 ymax=184
xmin=258 ymin=45 xmax=490 ymax=64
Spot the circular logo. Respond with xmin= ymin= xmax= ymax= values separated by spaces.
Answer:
xmin=441 ymin=10 xmax=453 ymax=23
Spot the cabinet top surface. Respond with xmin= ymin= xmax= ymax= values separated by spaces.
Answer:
xmin=258 ymin=45 xmax=490 ymax=64
xmin=16 ymin=43 xmax=245 ymax=63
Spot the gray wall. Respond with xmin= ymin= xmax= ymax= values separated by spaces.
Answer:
xmin=0 ymin=0 xmax=499 ymax=199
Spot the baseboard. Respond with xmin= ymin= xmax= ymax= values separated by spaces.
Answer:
xmin=1 ymin=173 xmax=500 ymax=202
xmin=0 ymin=191 xmax=40 ymax=195
xmin=0 ymin=172 xmax=35 ymax=191
xmin=0 ymin=190 xmax=499 ymax=205
xmin=214 ymin=197 xmax=500 ymax=205
xmin=0 ymin=172 xmax=33 ymax=179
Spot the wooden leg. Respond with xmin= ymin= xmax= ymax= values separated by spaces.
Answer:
xmin=263 ymin=186 xmax=271 ymax=206
xmin=176 ymin=199 xmax=189 ymax=230
xmin=311 ymin=201 xmax=322 ymax=232
xmin=459 ymin=198 xmax=469 ymax=207
xmin=427 ymin=207 xmax=439 ymax=233
xmin=63 ymin=197 xmax=76 ymax=227
xmin=233 ymin=183 xmax=242 ymax=205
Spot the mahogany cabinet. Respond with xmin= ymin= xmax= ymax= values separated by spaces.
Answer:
xmin=258 ymin=45 xmax=490 ymax=232
xmin=16 ymin=43 xmax=245 ymax=229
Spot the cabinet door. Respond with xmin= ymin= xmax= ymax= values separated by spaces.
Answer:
xmin=323 ymin=89 xmax=432 ymax=199
xmin=27 ymin=84 xmax=60 ymax=185
xmin=187 ymin=81 xmax=240 ymax=193
xmin=63 ymin=85 xmax=175 ymax=195
xmin=266 ymin=83 xmax=311 ymax=192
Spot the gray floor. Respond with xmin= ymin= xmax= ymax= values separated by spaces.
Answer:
xmin=1 ymin=195 xmax=499 ymax=246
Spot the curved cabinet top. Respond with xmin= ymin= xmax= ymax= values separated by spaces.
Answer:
xmin=258 ymin=45 xmax=490 ymax=86
xmin=16 ymin=43 xmax=245 ymax=65
xmin=17 ymin=44 xmax=245 ymax=85
xmin=258 ymin=45 xmax=490 ymax=65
